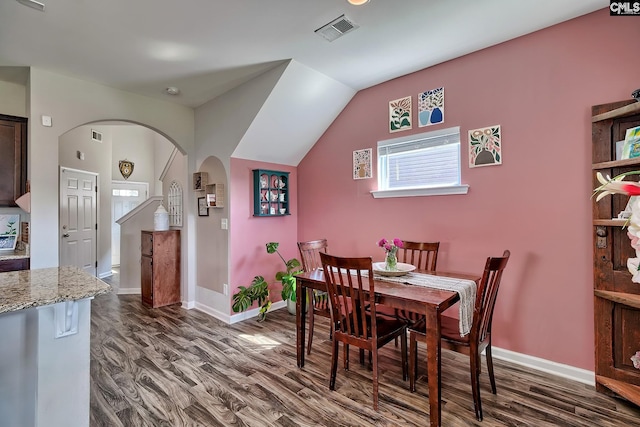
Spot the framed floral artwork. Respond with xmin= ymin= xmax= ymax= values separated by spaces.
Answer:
xmin=353 ymin=148 xmax=372 ymax=179
xmin=389 ymin=96 xmax=412 ymax=133
xmin=469 ymin=125 xmax=502 ymax=168
xmin=418 ymin=87 xmax=444 ymax=127
xmin=0 ymin=214 xmax=19 ymax=250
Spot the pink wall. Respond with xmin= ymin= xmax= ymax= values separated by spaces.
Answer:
xmin=230 ymin=158 xmax=298 ymax=307
xmin=297 ymin=9 xmax=640 ymax=370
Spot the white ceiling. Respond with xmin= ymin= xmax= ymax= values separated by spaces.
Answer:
xmin=0 ymin=0 xmax=606 ymax=109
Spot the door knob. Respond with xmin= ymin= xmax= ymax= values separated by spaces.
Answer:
xmin=62 ymin=233 xmax=70 ymax=238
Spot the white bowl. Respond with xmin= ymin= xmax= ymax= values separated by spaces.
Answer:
xmin=372 ymin=262 xmax=416 ymax=276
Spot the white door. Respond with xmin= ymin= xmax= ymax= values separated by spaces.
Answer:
xmin=111 ymin=181 xmax=148 ymax=266
xmin=60 ymin=168 xmax=98 ymax=276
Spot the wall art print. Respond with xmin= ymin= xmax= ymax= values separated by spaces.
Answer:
xmin=353 ymin=148 xmax=372 ymax=180
xmin=418 ymin=87 xmax=444 ymax=127
xmin=469 ymin=125 xmax=502 ymax=168
xmin=0 ymin=214 xmax=19 ymax=250
xmin=389 ymin=96 xmax=412 ymax=133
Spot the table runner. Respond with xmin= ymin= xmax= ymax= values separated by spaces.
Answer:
xmin=369 ymin=271 xmax=476 ymax=336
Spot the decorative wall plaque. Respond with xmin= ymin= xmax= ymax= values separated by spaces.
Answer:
xmin=119 ymin=159 xmax=134 ymax=180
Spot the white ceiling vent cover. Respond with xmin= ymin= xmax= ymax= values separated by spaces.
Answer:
xmin=91 ymin=129 xmax=103 ymax=143
xmin=315 ymin=15 xmax=359 ymax=42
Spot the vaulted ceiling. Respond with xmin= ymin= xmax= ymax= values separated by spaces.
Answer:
xmin=0 ymin=0 xmax=606 ymax=108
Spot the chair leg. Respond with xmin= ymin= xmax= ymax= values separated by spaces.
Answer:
xmin=486 ymin=343 xmax=497 ymax=394
xmin=307 ymin=290 xmax=315 ymax=355
xmin=372 ymin=346 xmax=379 ymax=411
xmin=330 ymin=338 xmax=339 ymax=390
xmin=409 ymin=331 xmax=417 ymax=392
xmin=344 ymin=344 xmax=351 ymax=370
xmin=359 ymin=348 xmax=365 ymax=366
xmin=400 ymin=329 xmax=408 ymax=381
xmin=470 ymin=351 xmax=483 ymax=421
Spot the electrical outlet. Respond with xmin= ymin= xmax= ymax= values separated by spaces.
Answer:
xmin=221 ymin=218 xmax=228 ymax=230
xmin=223 ymin=284 xmax=228 ymax=296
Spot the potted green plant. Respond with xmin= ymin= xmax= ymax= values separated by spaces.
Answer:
xmin=266 ymin=242 xmax=302 ymax=315
xmin=231 ymin=275 xmax=271 ymax=321
xmin=231 ymin=242 xmax=302 ymax=321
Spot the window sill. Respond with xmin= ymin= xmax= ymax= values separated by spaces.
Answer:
xmin=370 ymin=185 xmax=469 ymax=199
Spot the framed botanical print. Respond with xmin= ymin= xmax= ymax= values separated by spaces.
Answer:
xmin=353 ymin=148 xmax=372 ymax=179
xmin=197 ymin=197 xmax=208 ymax=217
xmin=0 ymin=214 xmax=19 ymax=250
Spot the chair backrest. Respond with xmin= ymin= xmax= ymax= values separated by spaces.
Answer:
xmin=320 ymin=252 xmax=376 ymax=339
xmin=399 ymin=241 xmax=439 ymax=271
xmin=472 ymin=250 xmax=510 ymax=344
xmin=298 ymin=239 xmax=328 ymax=272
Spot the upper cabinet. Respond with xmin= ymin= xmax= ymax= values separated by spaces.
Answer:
xmin=0 ymin=115 xmax=27 ymax=207
xmin=253 ymin=169 xmax=289 ymax=216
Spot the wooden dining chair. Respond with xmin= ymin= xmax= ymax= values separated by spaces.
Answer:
xmin=320 ymin=252 xmax=408 ymax=411
xmin=297 ymin=239 xmax=331 ymax=355
xmin=376 ymin=240 xmax=440 ymax=340
xmin=408 ymin=249 xmax=510 ymax=421
xmin=399 ymin=241 xmax=439 ymax=271
xmin=396 ymin=240 xmax=440 ymax=322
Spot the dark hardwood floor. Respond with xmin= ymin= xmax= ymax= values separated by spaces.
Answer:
xmin=90 ymin=287 xmax=640 ymax=426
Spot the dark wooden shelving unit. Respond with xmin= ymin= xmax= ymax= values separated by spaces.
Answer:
xmin=592 ymin=99 xmax=640 ymax=407
xmin=252 ymin=169 xmax=290 ymax=217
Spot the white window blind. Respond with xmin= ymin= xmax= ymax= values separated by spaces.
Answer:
xmin=377 ymin=126 xmax=461 ymax=191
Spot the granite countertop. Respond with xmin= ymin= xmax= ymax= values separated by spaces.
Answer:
xmin=0 ymin=266 xmax=111 ymax=314
xmin=0 ymin=248 xmax=30 ymax=261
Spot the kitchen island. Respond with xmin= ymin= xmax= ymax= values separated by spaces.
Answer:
xmin=0 ymin=266 xmax=110 ymax=427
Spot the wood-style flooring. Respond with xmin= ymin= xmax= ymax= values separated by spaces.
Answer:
xmin=90 ymin=287 xmax=640 ymax=426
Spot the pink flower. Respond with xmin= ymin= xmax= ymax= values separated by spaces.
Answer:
xmin=632 ymin=351 xmax=640 ymax=369
xmin=629 ymin=232 xmax=640 ymax=251
xmin=379 ymin=237 xmax=403 ymax=254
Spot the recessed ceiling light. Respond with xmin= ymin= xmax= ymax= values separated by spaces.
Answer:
xmin=347 ymin=0 xmax=370 ymax=5
xmin=165 ymin=87 xmax=180 ymax=96
xmin=16 ymin=0 xmax=45 ymax=11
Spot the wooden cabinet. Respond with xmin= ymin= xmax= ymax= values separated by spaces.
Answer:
xmin=0 ymin=115 xmax=27 ymax=207
xmin=253 ymin=169 xmax=289 ymax=216
xmin=0 ymin=257 xmax=29 ymax=272
xmin=141 ymin=230 xmax=181 ymax=308
xmin=592 ymin=99 xmax=640 ymax=407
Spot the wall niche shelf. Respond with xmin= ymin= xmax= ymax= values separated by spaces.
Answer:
xmin=193 ymin=172 xmax=208 ymax=191
xmin=205 ymin=183 xmax=224 ymax=208
xmin=253 ymin=169 xmax=289 ymax=217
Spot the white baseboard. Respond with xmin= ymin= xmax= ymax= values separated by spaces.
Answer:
xmin=98 ymin=271 xmax=112 ymax=279
xmin=491 ymin=347 xmax=595 ymax=386
xmin=194 ymin=300 xmax=287 ymax=324
xmin=116 ymin=288 xmax=140 ymax=295
xmin=182 ymin=300 xmax=195 ymax=309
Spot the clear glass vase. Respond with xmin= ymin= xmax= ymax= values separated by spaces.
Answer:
xmin=385 ymin=249 xmax=398 ymax=271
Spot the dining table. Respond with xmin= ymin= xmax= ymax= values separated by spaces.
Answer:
xmin=295 ymin=267 xmax=481 ymax=427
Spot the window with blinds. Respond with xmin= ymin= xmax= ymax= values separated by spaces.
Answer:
xmin=377 ymin=127 xmax=461 ymax=191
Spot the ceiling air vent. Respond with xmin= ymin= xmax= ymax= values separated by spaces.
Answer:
xmin=91 ymin=129 xmax=103 ymax=143
xmin=315 ymin=14 xmax=359 ymax=42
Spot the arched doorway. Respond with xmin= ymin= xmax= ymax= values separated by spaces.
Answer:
xmin=58 ymin=122 xmax=186 ymax=292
